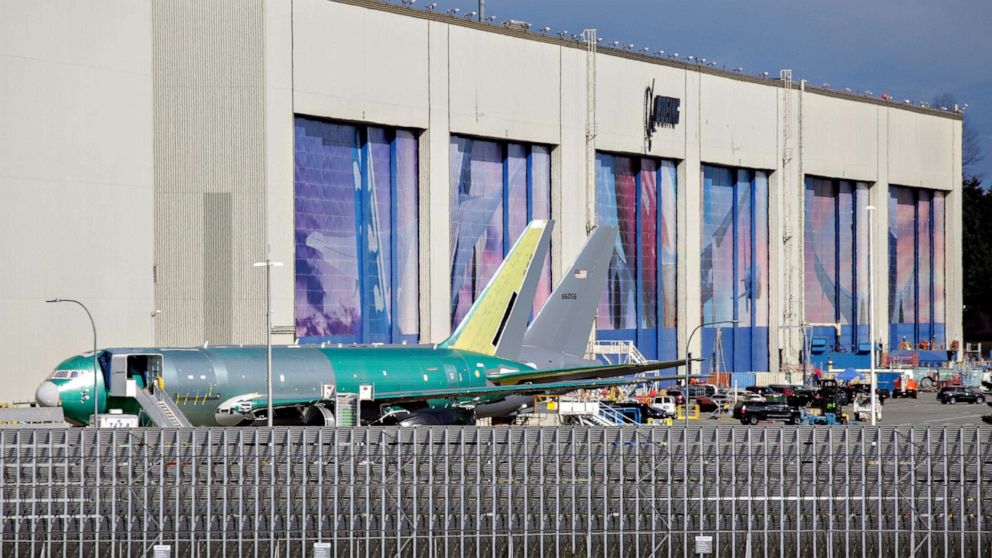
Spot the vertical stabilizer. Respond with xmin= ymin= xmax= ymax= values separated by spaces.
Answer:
xmin=523 ymin=225 xmax=617 ymax=359
xmin=439 ymin=220 xmax=553 ymax=359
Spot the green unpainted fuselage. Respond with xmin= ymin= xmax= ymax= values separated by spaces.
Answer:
xmin=43 ymin=345 xmax=528 ymax=426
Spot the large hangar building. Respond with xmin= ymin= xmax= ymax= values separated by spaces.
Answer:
xmin=0 ymin=0 xmax=963 ymax=400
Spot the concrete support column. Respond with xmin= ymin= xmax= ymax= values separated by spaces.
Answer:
xmin=423 ymin=21 xmax=451 ymax=343
xmin=873 ymin=106 xmax=891 ymax=352
xmin=946 ymin=119 xmax=964 ymax=355
xmin=265 ymin=0 xmax=296 ymax=343
xmin=679 ymin=69 xmax=701 ymax=361
xmin=556 ymin=46 xmax=589 ymax=282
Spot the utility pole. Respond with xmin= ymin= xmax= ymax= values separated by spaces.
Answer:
xmin=867 ymin=206 xmax=877 ymax=425
xmin=253 ymin=257 xmax=283 ymax=427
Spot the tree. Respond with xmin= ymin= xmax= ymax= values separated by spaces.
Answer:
xmin=961 ymin=176 xmax=992 ymax=339
xmin=933 ymin=93 xmax=987 ymax=340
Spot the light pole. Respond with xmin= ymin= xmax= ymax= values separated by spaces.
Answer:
xmin=684 ymin=319 xmax=738 ymax=427
xmin=253 ymin=258 xmax=283 ymax=427
xmin=867 ymin=205 xmax=878 ymax=425
xmin=46 ymin=298 xmax=99 ymax=425
xmin=150 ymin=309 xmax=161 ymax=344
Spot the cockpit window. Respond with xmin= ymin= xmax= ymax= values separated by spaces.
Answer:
xmin=50 ymin=369 xmax=85 ymax=380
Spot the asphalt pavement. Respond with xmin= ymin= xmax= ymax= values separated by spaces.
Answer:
xmin=878 ymin=392 xmax=992 ymax=426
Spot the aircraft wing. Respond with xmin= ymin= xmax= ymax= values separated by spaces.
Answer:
xmin=217 ymin=361 xmax=693 ymax=421
xmin=487 ymin=359 xmax=687 ymax=385
xmin=372 ymin=373 xmax=691 ymax=405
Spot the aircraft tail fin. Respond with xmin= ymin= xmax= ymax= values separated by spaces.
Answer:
xmin=522 ymin=225 xmax=617 ymax=359
xmin=439 ymin=220 xmax=553 ymax=359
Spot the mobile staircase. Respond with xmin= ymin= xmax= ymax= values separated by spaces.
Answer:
xmin=592 ymin=340 xmax=653 ymax=398
xmin=109 ymin=353 xmax=192 ymax=428
xmin=134 ymin=388 xmax=191 ymax=428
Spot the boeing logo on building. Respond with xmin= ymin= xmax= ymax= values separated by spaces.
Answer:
xmin=644 ymin=79 xmax=681 ymax=149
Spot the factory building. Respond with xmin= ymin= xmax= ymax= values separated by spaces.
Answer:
xmin=0 ymin=0 xmax=963 ymax=401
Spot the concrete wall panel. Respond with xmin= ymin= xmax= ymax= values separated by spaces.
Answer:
xmin=698 ymin=73 xmax=778 ymax=170
xmin=0 ymin=0 xmax=154 ymax=401
xmin=887 ymin=107 xmax=956 ymax=190
xmin=293 ymin=0 xmax=429 ymax=129
xmin=803 ymin=92 xmax=879 ymax=182
xmin=447 ymin=27 xmax=560 ymax=145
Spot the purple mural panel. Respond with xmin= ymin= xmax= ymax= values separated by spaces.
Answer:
xmin=365 ymin=127 xmax=393 ymax=339
xmin=736 ymin=170 xmax=753 ymax=326
xmin=660 ymin=161 xmax=678 ymax=329
xmin=701 ymin=166 xmax=735 ymax=323
xmin=294 ymin=118 xmax=419 ymax=343
xmin=933 ymin=192 xmax=946 ymax=331
xmin=753 ymin=171 xmax=769 ymax=327
xmin=804 ymin=177 xmax=837 ymax=323
xmin=837 ymin=181 xmax=854 ymax=324
xmin=294 ymin=119 xmax=362 ymax=339
xmin=639 ymin=159 xmax=658 ymax=329
xmin=394 ymin=130 xmax=419 ymax=338
xmin=890 ymin=187 xmax=917 ymax=328
xmin=449 ymin=137 xmax=504 ymax=327
xmin=506 ymin=144 xmax=528 ymax=242
xmin=855 ymin=183 xmax=870 ymax=330
xmin=531 ymin=145 xmax=552 ymax=314
xmin=918 ymin=191 xmax=932 ymax=327
xmin=596 ymin=155 xmax=638 ymax=330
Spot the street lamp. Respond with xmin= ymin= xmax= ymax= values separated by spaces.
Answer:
xmin=867 ymin=205 xmax=878 ymax=425
xmin=253 ymin=258 xmax=283 ymax=427
xmin=46 ymin=298 xmax=99 ymax=425
xmin=684 ymin=319 xmax=738 ymax=427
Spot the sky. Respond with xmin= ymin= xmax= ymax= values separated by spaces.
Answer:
xmin=426 ymin=0 xmax=992 ymax=185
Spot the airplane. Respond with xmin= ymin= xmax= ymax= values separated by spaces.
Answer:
xmin=35 ymin=220 xmax=686 ymax=426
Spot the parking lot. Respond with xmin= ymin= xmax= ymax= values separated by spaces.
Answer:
xmin=881 ymin=391 xmax=992 ymax=426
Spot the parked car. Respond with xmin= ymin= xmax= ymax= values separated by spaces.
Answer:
xmin=665 ymin=389 xmax=685 ymax=406
xmin=651 ymin=396 xmax=677 ymax=418
xmin=723 ymin=388 xmax=762 ymax=402
xmin=733 ymin=400 xmax=804 ymax=425
xmin=937 ymin=386 xmax=986 ymax=405
xmin=745 ymin=386 xmax=778 ymax=398
xmin=768 ymin=384 xmax=798 ymax=397
xmin=786 ymin=388 xmax=818 ymax=408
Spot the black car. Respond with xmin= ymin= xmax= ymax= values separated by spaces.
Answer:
xmin=937 ymin=386 xmax=986 ymax=404
xmin=733 ymin=399 xmax=803 ymax=425
xmin=787 ymin=388 xmax=818 ymax=408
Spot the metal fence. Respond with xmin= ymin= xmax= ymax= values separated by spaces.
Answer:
xmin=1 ymin=426 xmax=990 ymax=557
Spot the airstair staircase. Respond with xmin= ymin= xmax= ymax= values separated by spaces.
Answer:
xmin=135 ymin=388 xmax=192 ymax=428
xmin=591 ymin=340 xmax=651 ymax=398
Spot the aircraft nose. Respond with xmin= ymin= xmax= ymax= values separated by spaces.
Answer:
xmin=35 ymin=381 xmax=61 ymax=407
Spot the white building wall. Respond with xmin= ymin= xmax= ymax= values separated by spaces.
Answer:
xmin=0 ymin=0 xmax=154 ymax=401
xmin=0 ymin=0 xmax=965 ymax=402
xmin=227 ymin=0 xmax=970 ymax=363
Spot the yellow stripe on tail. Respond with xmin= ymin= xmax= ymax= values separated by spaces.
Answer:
xmin=439 ymin=220 xmax=552 ymax=357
